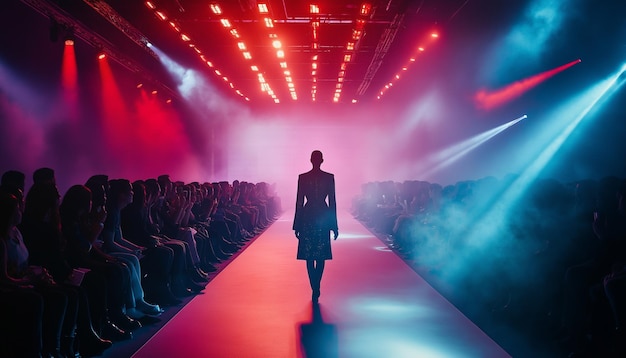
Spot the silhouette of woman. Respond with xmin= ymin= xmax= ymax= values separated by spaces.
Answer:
xmin=293 ymin=150 xmax=338 ymax=303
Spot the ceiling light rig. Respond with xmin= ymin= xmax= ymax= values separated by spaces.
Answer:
xmin=376 ymin=30 xmax=440 ymax=100
xmin=144 ymin=1 xmax=250 ymax=101
xmin=257 ymin=3 xmax=297 ymax=103
xmin=310 ymin=4 xmax=319 ymax=102
xmin=332 ymin=2 xmax=371 ymax=103
xmin=210 ymin=3 xmax=279 ymax=103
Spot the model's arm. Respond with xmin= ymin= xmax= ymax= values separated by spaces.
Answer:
xmin=293 ymin=175 xmax=304 ymax=236
xmin=329 ymin=174 xmax=339 ymax=239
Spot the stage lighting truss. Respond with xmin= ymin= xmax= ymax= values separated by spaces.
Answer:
xmin=332 ymin=2 xmax=371 ymax=103
xmin=144 ymin=1 xmax=251 ymax=102
xmin=210 ymin=2 xmax=280 ymax=102
xmin=376 ymin=31 xmax=440 ymax=100
xmin=20 ymin=0 xmax=179 ymax=105
xmin=310 ymin=4 xmax=319 ymax=102
xmin=256 ymin=2 xmax=297 ymax=102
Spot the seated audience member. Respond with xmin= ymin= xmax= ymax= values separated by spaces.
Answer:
xmin=101 ymin=179 xmax=163 ymax=318
xmin=60 ymin=184 xmax=135 ymax=342
xmin=20 ymin=168 xmax=112 ymax=356
xmin=121 ymin=180 xmax=182 ymax=305
xmin=0 ymin=189 xmax=72 ymax=357
xmin=144 ymin=178 xmax=205 ymax=298
xmin=156 ymin=175 xmax=210 ymax=285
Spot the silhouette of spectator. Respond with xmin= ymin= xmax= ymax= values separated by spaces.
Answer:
xmin=0 ymin=189 xmax=71 ymax=357
xmin=101 ymin=179 xmax=162 ymax=318
xmin=144 ymin=178 xmax=206 ymax=298
xmin=60 ymin=184 xmax=135 ymax=342
xmin=20 ymin=168 xmax=113 ymax=357
xmin=1 ymin=170 xmax=25 ymax=193
xmin=121 ymin=180 xmax=180 ymax=306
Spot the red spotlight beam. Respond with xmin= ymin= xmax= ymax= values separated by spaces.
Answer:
xmin=61 ymin=42 xmax=79 ymax=120
xmin=474 ymin=59 xmax=581 ymax=111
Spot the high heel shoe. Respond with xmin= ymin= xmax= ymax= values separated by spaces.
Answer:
xmin=136 ymin=300 xmax=163 ymax=316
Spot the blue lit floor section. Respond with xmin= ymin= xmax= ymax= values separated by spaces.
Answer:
xmin=133 ymin=211 xmax=510 ymax=358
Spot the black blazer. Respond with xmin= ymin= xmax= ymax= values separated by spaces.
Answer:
xmin=293 ymin=168 xmax=338 ymax=232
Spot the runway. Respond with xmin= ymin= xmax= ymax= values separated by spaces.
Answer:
xmin=131 ymin=211 xmax=510 ymax=358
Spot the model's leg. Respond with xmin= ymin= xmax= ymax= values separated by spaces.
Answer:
xmin=310 ymin=260 xmax=324 ymax=302
xmin=315 ymin=260 xmax=325 ymax=290
xmin=306 ymin=260 xmax=316 ymax=291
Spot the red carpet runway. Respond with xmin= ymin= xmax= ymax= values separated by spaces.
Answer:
xmin=132 ymin=211 xmax=510 ymax=358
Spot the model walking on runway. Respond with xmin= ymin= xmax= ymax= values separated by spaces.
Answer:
xmin=293 ymin=150 xmax=339 ymax=303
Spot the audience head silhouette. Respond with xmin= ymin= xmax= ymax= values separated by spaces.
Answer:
xmin=1 ymin=170 xmax=25 ymax=193
xmin=33 ymin=167 xmax=55 ymax=185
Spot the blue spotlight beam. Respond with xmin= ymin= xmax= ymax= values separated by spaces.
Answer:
xmin=420 ymin=115 xmax=527 ymax=178
xmin=440 ymin=64 xmax=626 ymax=282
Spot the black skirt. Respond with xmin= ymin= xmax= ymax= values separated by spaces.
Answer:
xmin=296 ymin=222 xmax=332 ymax=260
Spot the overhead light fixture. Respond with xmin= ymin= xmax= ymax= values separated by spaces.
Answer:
xmin=155 ymin=11 xmax=167 ymax=21
xmin=64 ymin=27 xmax=75 ymax=46
xmin=360 ymin=3 xmax=372 ymax=16
xmin=210 ymin=4 xmax=222 ymax=15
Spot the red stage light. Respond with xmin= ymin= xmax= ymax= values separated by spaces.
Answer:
xmin=145 ymin=1 xmax=156 ymax=10
xmin=155 ymin=11 xmax=167 ymax=21
xmin=98 ymin=53 xmax=106 ymax=60
xmin=258 ymin=3 xmax=269 ymax=14
xmin=360 ymin=3 xmax=372 ymax=16
xmin=475 ymin=59 xmax=582 ymax=110
xmin=310 ymin=4 xmax=319 ymax=14
xmin=210 ymin=4 xmax=222 ymax=15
